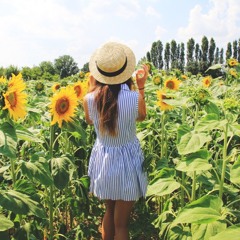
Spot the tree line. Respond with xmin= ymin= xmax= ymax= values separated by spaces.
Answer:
xmin=146 ymin=36 xmax=240 ymax=75
xmin=1 ymin=36 xmax=240 ymax=80
xmin=0 ymin=55 xmax=80 ymax=81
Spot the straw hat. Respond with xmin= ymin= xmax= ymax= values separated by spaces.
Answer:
xmin=89 ymin=42 xmax=136 ymax=85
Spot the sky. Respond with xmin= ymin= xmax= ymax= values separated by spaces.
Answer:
xmin=0 ymin=0 xmax=240 ymax=69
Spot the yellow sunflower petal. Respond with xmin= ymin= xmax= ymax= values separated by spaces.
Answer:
xmin=3 ymin=89 xmax=27 ymax=121
xmin=164 ymin=78 xmax=181 ymax=90
xmin=8 ymin=73 xmax=26 ymax=92
xmin=202 ymin=76 xmax=212 ymax=87
xmin=49 ymin=86 xmax=79 ymax=127
xmin=156 ymin=90 xmax=174 ymax=111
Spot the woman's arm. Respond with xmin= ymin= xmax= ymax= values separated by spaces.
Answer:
xmin=83 ymin=96 xmax=93 ymax=125
xmin=136 ymin=65 xmax=148 ymax=121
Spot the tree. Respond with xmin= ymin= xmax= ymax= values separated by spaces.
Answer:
xmin=232 ymin=40 xmax=238 ymax=59
xmin=199 ymin=36 xmax=209 ymax=73
xmin=39 ymin=61 xmax=55 ymax=75
xmin=4 ymin=65 xmax=20 ymax=79
xmin=54 ymin=55 xmax=79 ymax=79
xmin=31 ymin=66 xmax=42 ymax=80
xmin=214 ymin=47 xmax=220 ymax=64
xmin=209 ymin=38 xmax=216 ymax=65
xmin=81 ymin=62 xmax=89 ymax=72
xmin=179 ymin=43 xmax=185 ymax=72
xmin=186 ymin=38 xmax=198 ymax=74
xmin=170 ymin=40 xmax=178 ymax=69
xmin=150 ymin=40 xmax=163 ymax=69
xmin=226 ymin=42 xmax=232 ymax=60
xmin=146 ymin=51 xmax=151 ymax=62
xmin=220 ymin=48 xmax=224 ymax=64
xmin=0 ymin=67 xmax=4 ymax=77
xmin=164 ymin=42 xmax=170 ymax=71
xmin=21 ymin=66 xmax=32 ymax=80
xmin=238 ymin=39 xmax=240 ymax=62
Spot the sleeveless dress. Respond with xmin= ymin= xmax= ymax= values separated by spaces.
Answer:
xmin=86 ymin=83 xmax=147 ymax=201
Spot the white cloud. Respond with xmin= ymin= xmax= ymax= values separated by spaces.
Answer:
xmin=177 ymin=0 xmax=240 ymax=47
xmin=145 ymin=6 xmax=161 ymax=18
xmin=155 ymin=26 xmax=167 ymax=39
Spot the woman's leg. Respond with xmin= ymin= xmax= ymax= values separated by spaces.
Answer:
xmin=114 ymin=200 xmax=135 ymax=240
xmin=102 ymin=200 xmax=116 ymax=240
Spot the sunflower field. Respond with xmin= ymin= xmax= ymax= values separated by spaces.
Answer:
xmin=0 ymin=58 xmax=240 ymax=240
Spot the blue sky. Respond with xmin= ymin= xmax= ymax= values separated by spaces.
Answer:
xmin=0 ymin=0 xmax=239 ymax=69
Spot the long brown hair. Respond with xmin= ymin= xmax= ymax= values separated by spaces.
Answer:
xmin=93 ymin=78 xmax=134 ymax=136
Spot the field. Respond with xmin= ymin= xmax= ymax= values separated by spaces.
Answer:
xmin=0 ymin=59 xmax=240 ymax=239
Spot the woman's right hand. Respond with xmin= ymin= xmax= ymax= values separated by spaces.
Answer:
xmin=136 ymin=64 xmax=149 ymax=89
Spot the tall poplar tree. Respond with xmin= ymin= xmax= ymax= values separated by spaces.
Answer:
xmin=164 ymin=42 xmax=170 ymax=71
xmin=209 ymin=38 xmax=216 ymax=65
xmin=232 ymin=40 xmax=238 ymax=59
xmin=226 ymin=42 xmax=232 ymax=60
xmin=170 ymin=40 xmax=178 ymax=69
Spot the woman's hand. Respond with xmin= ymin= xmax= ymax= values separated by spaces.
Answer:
xmin=136 ymin=64 xmax=149 ymax=89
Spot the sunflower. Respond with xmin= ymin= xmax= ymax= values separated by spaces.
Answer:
xmin=181 ymin=74 xmax=188 ymax=81
xmin=3 ymin=89 xmax=27 ymax=120
xmin=229 ymin=68 xmax=237 ymax=78
xmin=202 ymin=76 xmax=212 ymax=87
xmin=35 ymin=81 xmax=45 ymax=92
xmin=164 ymin=78 xmax=181 ymax=90
xmin=79 ymin=71 xmax=85 ymax=79
xmin=152 ymin=74 xmax=162 ymax=85
xmin=0 ymin=76 xmax=7 ymax=85
xmin=49 ymin=86 xmax=79 ymax=127
xmin=73 ymin=81 xmax=87 ymax=100
xmin=8 ymin=73 xmax=26 ymax=91
xmin=227 ymin=58 xmax=238 ymax=67
xmin=52 ymin=83 xmax=61 ymax=92
xmin=145 ymin=62 xmax=153 ymax=72
xmin=156 ymin=90 xmax=174 ymax=111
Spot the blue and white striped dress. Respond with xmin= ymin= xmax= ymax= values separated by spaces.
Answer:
xmin=86 ymin=83 xmax=147 ymax=201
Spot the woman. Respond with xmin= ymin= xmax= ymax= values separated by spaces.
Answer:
xmin=83 ymin=42 xmax=148 ymax=240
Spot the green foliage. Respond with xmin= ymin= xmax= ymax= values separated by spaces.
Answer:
xmin=54 ymin=55 xmax=79 ymax=79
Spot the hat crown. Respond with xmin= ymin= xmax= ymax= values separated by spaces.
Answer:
xmin=96 ymin=43 xmax=126 ymax=73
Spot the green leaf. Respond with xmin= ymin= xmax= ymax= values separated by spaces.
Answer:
xmin=176 ymin=158 xmax=212 ymax=172
xmin=209 ymin=226 xmax=240 ymax=240
xmin=0 ymin=122 xmax=17 ymax=158
xmin=0 ymin=190 xmax=46 ymax=218
xmin=51 ymin=156 xmax=72 ymax=190
xmin=15 ymin=124 xmax=43 ymax=143
xmin=147 ymin=178 xmax=180 ymax=197
xmin=230 ymin=156 xmax=240 ymax=184
xmin=176 ymin=149 xmax=212 ymax=172
xmin=177 ymin=124 xmax=192 ymax=143
xmin=191 ymin=221 xmax=226 ymax=240
xmin=173 ymin=195 xmax=223 ymax=224
xmin=21 ymin=160 xmax=53 ymax=186
xmin=168 ymin=225 xmax=192 ymax=240
xmin=0 ymin=214 xmax=14 ymax=231
xmin=206 ymin=64 xmax=222 ymax=71
xmin=204 ymin=102 xmax=220 ymax=117
xmin=195 ymin=114 xmax=227 ymax=132
xmin=177 ymin=132 xmax=212 ymax=155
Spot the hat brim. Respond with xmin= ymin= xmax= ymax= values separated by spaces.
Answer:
xmin=89 ymin=42 xmax=136 ymax=85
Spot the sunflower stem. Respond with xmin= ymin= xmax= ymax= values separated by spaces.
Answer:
xmin=161 ymin=112 xmax=166 ymax=159
xmin=219 ymin=123 xmax=228 ymax=200
xmin=49 ymin=125 xmax=55 ymax=240
xmin=10 ymin=157 xmax=16 ymax=186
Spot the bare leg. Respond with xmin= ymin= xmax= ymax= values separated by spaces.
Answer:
xmin=102 ymin=200 xmax=116 ymax=240
xmin=114 ymin=200 xmax=135 ymax=240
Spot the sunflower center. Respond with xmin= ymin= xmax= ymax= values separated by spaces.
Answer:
xmin=74 ymin=85 xmax=81 ymax=97
xmin=56 ymin=97 xmax=69 ymax=115
xmin=166 ymin=81 xmax=174 ymax=89
xmin=7 ymin=92 xmax=17 ymax=108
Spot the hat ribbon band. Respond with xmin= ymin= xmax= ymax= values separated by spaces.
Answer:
xmin=96 ymin=58 xmax=127 ymax=77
